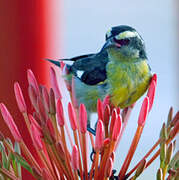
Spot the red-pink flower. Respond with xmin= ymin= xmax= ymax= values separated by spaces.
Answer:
xmin=103 ymin=105 xmax=110 ymax=125
xmin=79 ymin=104 xmax=87 ymax=133
xmin=28 ymin=85 xmax=38 ymax=111
xmin=71 ymin=145 xmax=79 ymax=170
xmin=112 ymin=114 xmax=122 ymax=141
xmin=110 ymin=109 xmax=117 ymax=135
xmin=103 ymin=138 xmax=110 ymax=147
xmin=42 ymin=86 xmax=50 ymax=113
xmin=56 ymin=98 xmax=64 ymax=127
xmin=37 ymin=97 xmax=48 ymax=122
xmin=102 ymin=95 xmax=110 ymax=109
xmin=105 ymin=157 xmax=113 ymax=177
xmin=50 ymin=67 xmax=62 ymax=99
xmin=27 ymin=69 xmax=40 ymax=96
xmin=46 ymin=119 xmax=55 ymax=142
xmin=31 ymin=123 xmax=43 ymax=150
xmin=68 ymin=102 xmax=77 ymax=130
xmin=0 ymin=103 xmax=22 ymax=142
xmin=14 ymin=82 xmax=27 ymax=113
xmin=97 ymin=99 xmax=103 ymax=122
xmin=138 ymin=97 xmax=149 ymax=126
xmin=95 ymin=120 xmax=105 ymax=151
xmin=28 ymin=114 xmax=42 ymax=137
xmin=147 ymin=78 xmax=156 ymax=112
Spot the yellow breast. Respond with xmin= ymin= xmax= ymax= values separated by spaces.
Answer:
xmin=107 ymin=60 xmax=152 ymax=108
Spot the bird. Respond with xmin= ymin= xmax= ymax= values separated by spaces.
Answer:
xmin=46 ymin=25 xmax=152 ymax=134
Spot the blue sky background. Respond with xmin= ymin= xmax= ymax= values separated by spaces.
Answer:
xmin=49 ymin=0 xmax=178 ymax=179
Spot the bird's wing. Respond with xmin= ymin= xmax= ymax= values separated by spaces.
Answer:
xmin=59 ymin=54 xmax=95 ymax=62
xmin=71 ymin=51 xmax=109 ymax=85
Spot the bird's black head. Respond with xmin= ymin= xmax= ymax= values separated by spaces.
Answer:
xmin=103 ymin=25 xmax=147 ymax=60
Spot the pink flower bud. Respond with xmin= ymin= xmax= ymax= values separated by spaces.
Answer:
xmin=56 ymin=142 xmax=65 ymax=161
xmin=50 ymin=67 xmax=62 ymax=99
xmin=112 ymin=114 xmax=122 ymax=141
xmin=42 ymin=86 xmax=50 ymax=113
xmin=28 ymin=114 xmax=42 ymax=137
xmin=138 ymin=97 xmax=149 ymax=126
xmin=31 ymin=123 xmax=43 ymax=150
xmin=68 ymin=102 xmax=77 ymax=130
xmin=97 ymin=99 xmax=103 ymax=122
xmin=37 ymin=97 xmax=48 ymax=122
xmin=27 ymin=69 xmax=40 ymax=95
xmin=110 ymin=109 xmax=117 ymax=135
xmin=147 ymin=79 xmax=156 ymax=112
xmin=103 ymin=138 xmax=110 ymax=147
xmin=117 ymin=107 xmax=121 ymax=115
xmin=102 ymin=95 xmax=110 ymax=109
xmin=103 ymin=105 xmax=110 ymax=125
xmin=28 ymin=85 xmax=38 ymax=111
xmin=71 ymin=145 xmax=79 ymax=170
xmin=14 ymin=82 xmax=27 ymax=113
xmin=42 ymin=168 xmax=53 ymax=180
xmin=105 ymin=157 xmax=113 ymax=177
xmin=95 ymin=120 xmax=105 ymax=151
xmin=79 ymin=104 xmax=87 ymax=133
xmin=56 ymin=98 xmax=64 ymax=126
xmin=46 ymin=119 xmax=55 ymax=142
xmin=0 ymin=103 xmax=22 ymax=142
xmin=151 ymin=73 xmax=157 ymax=84
xmin=49 ymin=88 xmax=56 ymax=114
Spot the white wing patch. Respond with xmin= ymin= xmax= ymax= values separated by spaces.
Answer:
xmin=76 ymin=70 xmax=84 ymax=79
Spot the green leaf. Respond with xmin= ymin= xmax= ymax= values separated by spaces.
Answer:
xmin=14 ymin=142 xmax=21 ymax=155
xmin=0 ymin=142 xmax=8 ymax=169
xmin=14 ymin=142 xmax=22 ymax=178
xmin=14 ymin=152 xmax=33 ymax=174
xmin=7 ymin=152 xmax=14 ymax=169
xmin=168 ymin=151 xmax=179 ymax=170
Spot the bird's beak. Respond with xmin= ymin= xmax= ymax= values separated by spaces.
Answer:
xmin=101 ymin=39 xmax=121 ymax=52
xmin=101 ymin=40 xmax=114 ymax=51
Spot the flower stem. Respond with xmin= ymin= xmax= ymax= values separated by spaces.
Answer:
xmin=94 ymin=150 xmax=100 ymax=179
xmin=126 ymin=139 xmax=160 ymax=177
xmin=0 ymin=168 xmax=21 ymax=180
xmin=60 ymin=126 xmax=75 ymax=179
xmin=20 ymin=141 xmax=41 ymax=173
xmin=81 ymin=133 xmax=88 ymax=180
xmin=115 ymin=107 xmax=132 ymax=151
xmin=119 ymin=125 xmax=143 ymax=179
xmin=73 ymin=130 xmax=83 ymax=180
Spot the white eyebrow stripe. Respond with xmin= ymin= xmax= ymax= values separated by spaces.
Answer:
xmin=76 ymin=70 xmax=84 ymax=79
xmin=116 ymin=31 xmax=141 ymax=39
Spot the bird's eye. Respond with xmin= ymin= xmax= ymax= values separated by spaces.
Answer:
xmin=113 ymin=38 xmax=130 ymax=46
